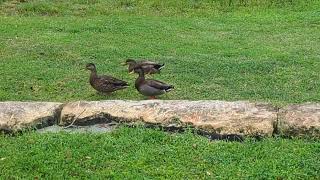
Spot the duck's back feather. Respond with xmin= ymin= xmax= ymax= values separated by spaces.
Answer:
xmin=90 ymin=75 xmax=128 ymax=93
xmin=99 ymin=75 xmax=128 ymax=86
xmin=145 ymin=79 xmax=173 ymax=91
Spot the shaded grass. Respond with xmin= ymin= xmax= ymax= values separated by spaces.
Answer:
xmin=0 ymin=126 xmax=319 ymax=179
xmin=0 ymin=1 xmax=320 ymax=105
xmin=1 ymin=0 xmax=318 ymax=17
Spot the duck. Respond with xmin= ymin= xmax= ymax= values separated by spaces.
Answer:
xmin=134 ymin=67 xmax=174 ymax=99
xmin=122 ymin=58 xmax=165 ymax=74
xmin=86 ymin=63 xmax=129 ymax=94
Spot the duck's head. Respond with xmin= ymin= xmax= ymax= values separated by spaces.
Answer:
xmin=133 ymin=67 xmax=145 ymax=75
xmin=121 ymin=59 xmax=136 ymax=66
xmin=86 ymin=63 xmax=96 ymax=71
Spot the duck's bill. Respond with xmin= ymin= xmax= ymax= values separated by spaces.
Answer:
xmin=120 ymin=62 xmax=127 ymax=65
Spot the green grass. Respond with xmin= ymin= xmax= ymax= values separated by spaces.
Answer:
xmin=0 ymin=0 xmax=318 ymax=16
xmin=1 ymin=2 xmax=319 ymax=178
xmin=0 ymin=1 xmax=320 ymax=105
xmin=0 ymin=126 xmax=319 ymax=179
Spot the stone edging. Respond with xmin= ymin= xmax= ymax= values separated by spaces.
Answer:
xmin=0 ymin=100 xmax=319 ymax=138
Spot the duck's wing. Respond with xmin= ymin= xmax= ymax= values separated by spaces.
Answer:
xmin=139 ymin=60 xmax=164 ymax=66
xmin=139 ymin=60 xmax=158 ymax=65
xmin=136 ymin=61 xmax=165 ymax=71
xmin=145 ymin=79 xmax=173 ymax=91
xmin=99 ymin=75 xmax=129 ymax=86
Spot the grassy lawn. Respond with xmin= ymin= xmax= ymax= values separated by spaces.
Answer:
xmin=1 ymin=1 xmax=320 ymax=178
xmin=0 ymin=0 xmax=319 ymax=105
xmin=0 ymin=126 xmax=319 ymax=179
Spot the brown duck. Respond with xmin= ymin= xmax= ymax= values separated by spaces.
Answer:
xmin=86 ymin=63 xmax=128 ymax=94
xmin=134 ymin=67 xmax=174 ymax=99
xmin=122 ymin=58 xmax=165 ymax=74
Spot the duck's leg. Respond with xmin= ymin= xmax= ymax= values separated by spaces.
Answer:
xmin=149 ymin=96 xmax=156 ymax=99
xmin=104 ymin=92 xmax=112 ymax=96
xmin=97 ymin=91 xmax=112 ymax=96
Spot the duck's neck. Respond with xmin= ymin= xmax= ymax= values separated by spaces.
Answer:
xmin=89 ymin=69 xmax=98 ymax=82
xmin=128 ymin=62 xmax=137 ymax=72
xmin=135 ymin=70 xmax=145 ymax=89
xmin=138 ymin=70 xmax=145 ymax=80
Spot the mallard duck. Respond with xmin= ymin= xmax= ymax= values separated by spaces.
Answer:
xmin=134 ymin=67 xmax=174 ymax=99
xmin=122 ymin=58 xmax=165 ymax=74
xmin=86 ymin=63 xmax=129 ymax=94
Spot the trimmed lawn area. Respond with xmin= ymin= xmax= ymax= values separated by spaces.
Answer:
xmin=1 ymin=1 xmax=319 ymax=179
xmin=0 ymin=0 xmax=319 ymax=105
xmin=1 ymin=126 xmax=320 ymax=179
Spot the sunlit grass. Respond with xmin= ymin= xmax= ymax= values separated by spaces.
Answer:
xmin=0 ymin=0 xmax=319 ymax=105
xmin=1 ymin=126 xmax=319 ymax=179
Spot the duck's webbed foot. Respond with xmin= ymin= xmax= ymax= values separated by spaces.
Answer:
xmin=97 ymin=91 xmax=112 ymax=96
xmin=149 ymin=96 xmax=156 ymax=99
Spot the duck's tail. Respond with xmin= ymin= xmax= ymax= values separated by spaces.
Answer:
xmin=155 ymin=63 xmax=165 ymax=70
xmin=165 ymin=85 xmax=174 ymax=92
xmin=122 ymin=82 xmax=129 ymax=87
xmin=116 ymin=81 xmax=129 ymax=87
